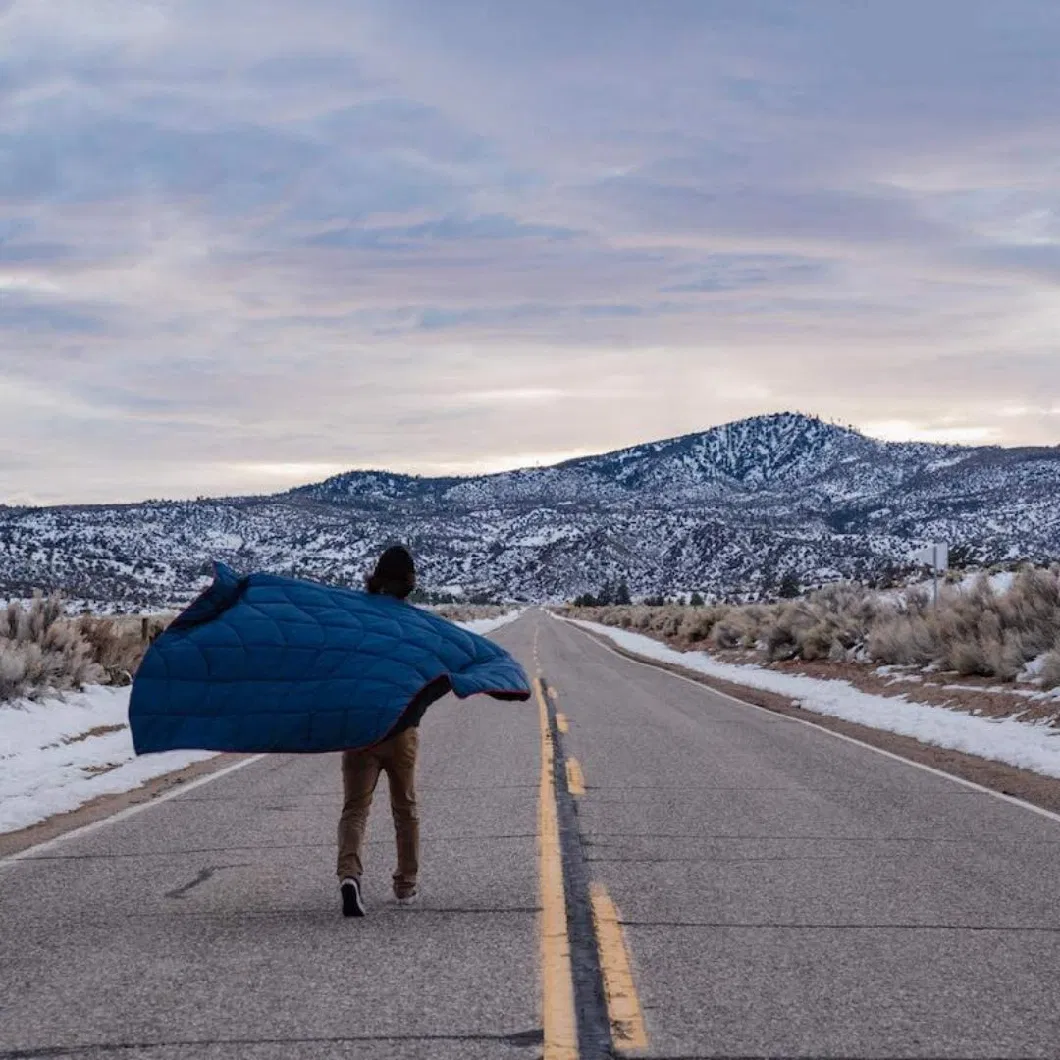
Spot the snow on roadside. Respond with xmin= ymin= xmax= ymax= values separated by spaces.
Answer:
xmin=0 ymin=610 xmax=527 ymax=836
xmin=567 ymin=619 xmax=1060 ymax=780
xmin=0 ymin=686 xmax=214 ymax=834
xmin=457 ymin=609 xmax=526 ymax=636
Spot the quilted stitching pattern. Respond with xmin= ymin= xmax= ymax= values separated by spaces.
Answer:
xmin=129 ymin=564 xmax=530 ymax=754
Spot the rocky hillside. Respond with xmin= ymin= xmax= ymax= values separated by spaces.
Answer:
xmin=1 ymin=413 xmax=1057 ymax=609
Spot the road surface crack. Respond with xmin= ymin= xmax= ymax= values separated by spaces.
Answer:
xmin=163 ymin=864 xmax=249 ymax=899
xmin=0 ymin=1029 xmax=545 ymax=1057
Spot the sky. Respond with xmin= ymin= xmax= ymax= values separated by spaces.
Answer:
xmin=2 ymin=0 xmax=1059 ymax=505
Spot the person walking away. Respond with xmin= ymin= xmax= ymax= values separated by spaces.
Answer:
xmin=337 ymin=545 xmax=435 ymax=917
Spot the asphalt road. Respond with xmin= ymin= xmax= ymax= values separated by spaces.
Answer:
xmin=3 ymin=610 xmax=1059 ymax=1059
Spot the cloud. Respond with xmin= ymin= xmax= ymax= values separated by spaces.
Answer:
xmin=862 ymin=421 xmax=1004 ymax=446
xmin=0 ymin=294 xmax=108 ymax=333
xmin=303 ymin=213 xmax=581 ymax=251
xmin=956 ymin=242 xmax=1060 ymax=286
xmin=1 ymin=0 xmax=1059 ymax=503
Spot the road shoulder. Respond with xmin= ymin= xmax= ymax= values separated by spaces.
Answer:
xmin=0 ymin=752 xmax=252 ymax=860
xmin=569 ymin=621 xmax=1060 ymax=818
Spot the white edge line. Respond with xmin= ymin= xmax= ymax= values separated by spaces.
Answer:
xmin=0 ymin=753 xmax=269 ymax=869
xmin=557 ymin=615 xmax=1060 ymax=828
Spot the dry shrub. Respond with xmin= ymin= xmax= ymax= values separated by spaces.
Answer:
xmin=435 ymin=604 xmax=507 ymax=624
xmin=678 ymin=606 xmax=723 ymax=643
xmin=981 ymin=629 xmax=1029 ymax=682
xmin=0 ymin=594 xmax=104 ymax=703
xmin=710 ymin=608 xmax=760 ymax=650
xmin=742 ymin=605 xmax=771 ymax=649
xmin=947 ymin=638 xmax=990 ymax=677
xmin=0 ymin=597 xmax=175 ymax=704
xmin=77 ymin=614 xmax=170 ymax=685
xmin=1039 ymin=649 xmax=1060 ymax=690
xmin=656 ymin=608 xmax=686 ymax=638
xmin=927 ymin=568 xmax=1060 ymax=680
xmin=867 ymin=614 xmax=936 ymax=666
xmin=994 ymin=568 xmax=1060 ymax=659
xmin=836 ymin=567 xmax=1059 ymax=680
xmin=761 ymin=588 xmax=874 ymax=664
xmin=764 ymin=601 xmax=815 ymax=661
xmin=584 ymin=564 xmax=1060 ymax=685
xmin=801 ymin=619 xmax=840 ymax=662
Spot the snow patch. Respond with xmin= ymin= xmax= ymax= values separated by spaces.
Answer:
xmin=457 ymin=610 xmax=525 ymax=636
xmin=0 ymin=687 xmax=213 ymax=834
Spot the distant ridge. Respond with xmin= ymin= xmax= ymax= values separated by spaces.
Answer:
xmin=2 ymin=413 xmax=1057 ymax=608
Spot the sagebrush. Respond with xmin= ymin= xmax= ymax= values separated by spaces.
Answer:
xmin=0 ymin=596 xmax=170 ymax=704
xmin=568 ymin=566 xmax=1060 ymax=688
xmin=433 ymin=604 xmax=509 ymax=624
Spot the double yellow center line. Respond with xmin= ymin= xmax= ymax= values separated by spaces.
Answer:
xmin=535 ymin=676 xmax=578 ymax=1060
xmin=534 ymin=673 xmax=648 ymax=1057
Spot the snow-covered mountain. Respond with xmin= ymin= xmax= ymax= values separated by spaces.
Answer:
xmin=2 ymin=413 xmax=1057 ymax=609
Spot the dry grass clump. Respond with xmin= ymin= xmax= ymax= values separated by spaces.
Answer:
xmin=709 ymin=607 xmax=763 ymax=651
xmin=0 ymin=594 xmax=104 ymax=703
xmin=863 ymin=569 xmax=1060 ymax=681
xmin=865 ymin=611 xmax=936 ymax=666
xmin=567 ymin=564 xmax=1060 ymax=687
xmin=0 ymin=597 xmax=172 ymax=704
xmin=1039 ymin=650 xmax=1060 ymax=690
xmin=76 ymin=614 xmax=171 ymax=685
xmin=766 ymin=584 xmax=882 ymax=663
xmin=930 ymin=569 xmax=1060 ymax=680
xmin=585 ymin=601 xmax=761 ymax=650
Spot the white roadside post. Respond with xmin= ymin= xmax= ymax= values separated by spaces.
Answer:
xmin=931 ymin=543 xmax=946 ymax=606
xmin=911 ymin=543 xmax=948 ymax=605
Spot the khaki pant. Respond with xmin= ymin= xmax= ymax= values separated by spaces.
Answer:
xmin=336 ymin=728 xmax=419 ymax=897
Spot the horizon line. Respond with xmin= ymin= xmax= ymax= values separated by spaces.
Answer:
xmin=5 ymin=410 xmax=1053 ymax=510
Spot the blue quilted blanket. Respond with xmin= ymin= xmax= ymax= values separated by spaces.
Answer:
xmin=129 ymin=563 xmax=531 ymax=754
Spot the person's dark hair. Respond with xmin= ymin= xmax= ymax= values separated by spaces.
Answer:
xmin=366 ymin=545 xmax=416 ymax=599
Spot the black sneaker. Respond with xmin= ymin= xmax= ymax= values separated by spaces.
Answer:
xmin=340 ymin=877 xmax=366 ymax=918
